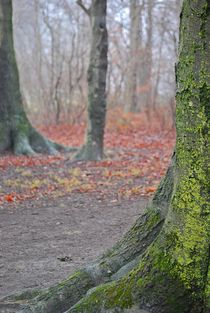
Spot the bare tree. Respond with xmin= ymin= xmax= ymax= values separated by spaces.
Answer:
xmin=75 ymin=0 xmax=108 ymax=160
xmin=124 ymin=0 xmax=142 ymax=112
xmin=13 ymin=0 xmax=181 ymax=125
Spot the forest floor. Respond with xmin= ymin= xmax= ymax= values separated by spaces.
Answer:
xmin=0 ymin=109 xmax=175 ymax=301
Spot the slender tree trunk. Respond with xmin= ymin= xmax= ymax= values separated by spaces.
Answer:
xmin=125 ymin=0 xmax=141 ymax=113
xmin=75 ymin=0 xmax=108 ymax=160
xmin=1 ymin=1 xmax=209 ymax=312
xmin=0 ymin=1 xmax=72 ymax=155
xmin=152 ymin=4 xmax=167 ymax=110
xmin=144 ymin=0 xmax=153 ymax=108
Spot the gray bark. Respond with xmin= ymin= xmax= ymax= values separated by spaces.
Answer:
xmin=125 ymin=0 xmax=141 ymax=113
xmin=75 ymin=0 xmax=108 ymax=161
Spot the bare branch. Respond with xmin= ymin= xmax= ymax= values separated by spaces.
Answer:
xmin=76 ymin=0 xmax=90 ymax=16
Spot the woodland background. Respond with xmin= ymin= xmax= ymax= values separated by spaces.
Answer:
xmin=13 ymin=0 xmax=180 ymax=125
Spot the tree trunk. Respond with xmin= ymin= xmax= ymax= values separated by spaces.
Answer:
xmin=75 ymin=0 xmax=108 ymax=161
xmin=0 ymin=1 xmax=71 ymax=155
xmin=136 ymin=0 xmax=153 ymax=113
xmin=125 ymin=0 xmax=141 ymax=113
xmin=1 ymin=0 xmax=209 ymax=312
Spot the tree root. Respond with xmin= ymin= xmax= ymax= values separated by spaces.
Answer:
xmin=0 ymin=119 xmax=77 ymax=156
xmin=65 ymin=222 xmax=209 ymax=313
xmin=64 ymin=245 xmax=195 ymax=313
xmin=12 ymin=205 xmax=164 ymax=313
xmin=0 ymin=289 xmax=44 ymax=313
xmin=74 ymin=142 xmax=103 ymax=161
xmin=28 ymin=127 xmax=77 ymax=155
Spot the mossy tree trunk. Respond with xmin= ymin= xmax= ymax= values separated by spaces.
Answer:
xmin=1 ymin=0 xmax=209 ymax=312
xmin=75 ymin=0 xmax=108 ymax=161
xmin=0 ymin=0 xmax=71 ymax=155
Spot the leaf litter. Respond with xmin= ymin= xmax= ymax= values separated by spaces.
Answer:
xmin=0 ymin=109 xmax=175 ymax=299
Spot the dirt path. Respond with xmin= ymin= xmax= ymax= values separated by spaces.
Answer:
xmin=0 ymin=125 xmax=174 ymax=312
xmin=0 ymin=194 xmax=147 ymax=299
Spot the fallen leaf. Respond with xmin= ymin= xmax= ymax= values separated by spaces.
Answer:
xmin=145 ymin=186 xmax=157 ymax=193
xmin=5 ymin=194 xmax=14 ymax=202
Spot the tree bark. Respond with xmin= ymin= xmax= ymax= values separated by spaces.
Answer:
xmin=1 ymin=0 xmax=209 ymax=312
xmin=137 ymin=0 xmax=153 ymax=114
xmin=125 ymin=0 xmax=141 ymax=113
xmin=0 ymin=0 xmax=72 ymax=155
xmin=75 ymin=0 xmax=108 ymax=161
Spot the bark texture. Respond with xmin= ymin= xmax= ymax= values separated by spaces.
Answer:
xmin=0 ymin=1 xmax=73 ymax=155
xmin=125 ymin=0 xmax=141 ymax=113
xmin=1 ymin=0 xmax=209 ymax=312
xmin=75 ymin=0 xmax=108 ymax=161
xmin=125 ymin=0 xmax=153 ymax=113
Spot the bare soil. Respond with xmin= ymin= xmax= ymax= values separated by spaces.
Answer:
xmin=0 ymin=191 xmax=147 ymax=299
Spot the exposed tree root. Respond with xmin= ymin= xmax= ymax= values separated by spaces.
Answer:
xmin=65 ymin=215 xmax=210 ymax=313
xmin=74 ymin=142 xmax=103 ymax=161
xmin=65 ymin=242 xmax=203 ymax=313
xmin=0 ymin=119 xmax=77 ymax=156
xmin=14 ymin=208 xmax=164 ymax=313
xmin=0 ymin=289 xmax=43 ymax=313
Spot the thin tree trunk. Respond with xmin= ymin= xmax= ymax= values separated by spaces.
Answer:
xmin=152 ymin=5 xmax=167 ymax=110
xmin=75 ymin=0 xmax=108 ymax=160
xmin=125 ymin=0 xmax=141 ymax=113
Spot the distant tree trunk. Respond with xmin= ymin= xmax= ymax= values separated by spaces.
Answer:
xmin=125 ymin=0 xmax=152 ymax=113
xmin=75 ymin=0 xmax=108 ymax=160
xmin=2 ymin=1 xmax=209 ymax=312
xmin=0 ymin=0 xmax=70 ymax=155
xmin=151 ymin=3 xmax=167 ymax=110
xmin=125 ymin=0 xmax=141 ymax=113
xmin=144 ymin=0 xmax=153 ymax=108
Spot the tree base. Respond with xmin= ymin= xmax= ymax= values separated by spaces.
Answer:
xmin=0 ymin=119 xmax=77 ymax=156
xmin=0 ymin=206 xmax=165 ymax=313
xmin=74 ymin=143 xmax=103 ymax=161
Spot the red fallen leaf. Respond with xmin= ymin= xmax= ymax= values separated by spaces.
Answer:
xmin=5 ymin=194 xmax=14 ymax=202
xmin=145 ymin=186 xmax=157 ymax=193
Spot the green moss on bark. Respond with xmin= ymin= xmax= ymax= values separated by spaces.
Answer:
xmin=204 ymin=262 xmax=210 ymax=312
xmin=17 ymin=271 xmax=95 ymax=313
xmin=67 ymin=279 xmax=134 ymax=313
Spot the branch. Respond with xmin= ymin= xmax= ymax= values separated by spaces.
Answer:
xmin=76 ymin=0 xmax=91 ymax=16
